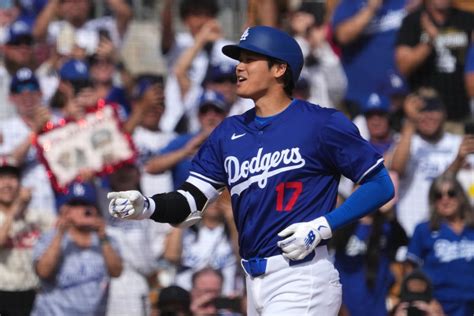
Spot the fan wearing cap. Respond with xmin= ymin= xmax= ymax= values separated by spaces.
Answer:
xmin=391 ymin=87 xmax=470 ymax=236
xmin=129 ymin=74 xmax=177 ymax=196
xmin=145 ymin=90 xmax=228 ymax=190
xmin=353 ymin=92 xmax=396 ymax=156
xmin=159 ymin=0 xmax=235 ymax=132
xmin=171 ymin=15 xmax=252 ymax=133
xmin=31 ymin=181 xmax=122 ymax=315
xmin=0 ymin=156 xmax=54 ymax=316
xmin=108 ymin=26 xmax=394 ymax=315
xmin=0 ymin=18 xmax=36 ymax=120
xmin=0 ymin=67 xmax=56 ymax=215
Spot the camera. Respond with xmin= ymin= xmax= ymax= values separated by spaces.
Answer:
xmin=212 ymin=296 xmax=242 ymax=312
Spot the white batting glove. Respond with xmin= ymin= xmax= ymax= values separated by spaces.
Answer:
xmin=277 ymin=217 xmax=332 ymax=261
xmin=107 ymin=190 xmax=155 ymax=220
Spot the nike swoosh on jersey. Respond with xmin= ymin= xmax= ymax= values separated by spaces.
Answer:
xmin=231 ymin=133 xmax=246 ymax=140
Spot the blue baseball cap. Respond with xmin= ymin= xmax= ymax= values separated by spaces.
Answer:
xmin=56 ymin=181 xmax=98 ymax=210
xmin=361 ymin=92 xmax=390 ymax=115
xmin=10 ymin=67 xmax=40 ymax=94
xmin=198 ymin=89 xmax=229 ymax=113
xmin=379 ymin=70 xmax=408 ymax=97
xmin=5 ymin=18 xmax=33 ymax=45
xmin=59 ymin=59 xmax=90 ymax=81
xmin=132 ymin=74 xmax=164 ymax=100
xmin=204 ymin=62 xmax=236 ymax=83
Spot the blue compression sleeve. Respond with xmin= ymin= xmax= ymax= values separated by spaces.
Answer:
xmin=325 ymin=167 xmax=394 ymax=231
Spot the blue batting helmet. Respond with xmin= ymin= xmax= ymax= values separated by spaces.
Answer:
xmin=222 ymin=26 xmax=304 ymax=83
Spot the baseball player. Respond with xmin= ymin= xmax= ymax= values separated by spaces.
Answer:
xmin=108 ymin=26 xmax=394 ymax=315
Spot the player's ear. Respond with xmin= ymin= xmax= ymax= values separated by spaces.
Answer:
xmin=272 ymin=63 xmax=288 ymax=80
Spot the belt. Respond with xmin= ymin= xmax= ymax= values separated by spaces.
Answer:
xmin=241 ymin=246 xmax=328 ymax=278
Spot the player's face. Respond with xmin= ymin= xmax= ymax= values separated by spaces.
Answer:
xmin=434 ymin=182 xmax=460 ymax=219
xmin=235 ymin=51 xmax=279 ymax=100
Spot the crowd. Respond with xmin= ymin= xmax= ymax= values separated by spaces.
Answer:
xmin=0 ymin=0 xmax=473 ymax=315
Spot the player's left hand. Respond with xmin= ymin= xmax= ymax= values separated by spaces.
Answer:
xmin=277 ymin=217 xmax=332 ymax=261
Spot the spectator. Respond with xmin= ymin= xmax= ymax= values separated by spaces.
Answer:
xmin=145 ymin=90 xmax=228 ymax=189
xmin=331 ymin=179 xmax=408 ymax=316
xmin=163 ymin=192 xmax=240 ymax=295
xmin=352 ymin=92 xmax=392 ymax=149
xmin=33 ymin=0 xmax=132 ymax=49
xmin=290 ymin=1 xmax=347 ymax=109
xmin=392 ymin=270 xmax=445 ymax=316
xmin=0 ymin=67 xmax=55 ymax=214
xmin=103 ymin=163 xmax=171 ymax=316
xmin=130 ymin=74 xmax=176 ymax=196
xmin=405 ymin=173 xmax=474 ymax=316
xmin=173 ymin=29 xmax=251 ymax=131
xmin=395 ymin=0 xmax=474 ymax=129
xmin=331 ymin=0 xmax=406 ymax=117
xmin=190 ymin=267 xmax=243 ymax=316
xmin=390 ymin=87 xmax=463 ymax=236
xmin=31 ymin=181 xmax=122 ymax=315
xmin=0 ymin=18 xmax=36 ymax=119
xmin=159 ymin=0 xmax=232 ymax=132
xmin=0 ymin=156 xmax=54 ymax=316
xmin=246 ymin=0 xmax=288 ymax=28
xmin=155 ymin=285 xmax=191 ymax=316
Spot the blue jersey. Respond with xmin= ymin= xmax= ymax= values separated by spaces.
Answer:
xmin=332 ymin=0 xmax=406 ymax=107
xmin=407 ymin=222 xmax=474 ymax=304
xmin=188 ymin=100 xmax=383 ymax=259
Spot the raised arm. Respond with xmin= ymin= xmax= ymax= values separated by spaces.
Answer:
xmin=173 ymin=19 xmax=222 ymax=97
xmin=160 ymin=0 xmax=175 ymax=55
xmin=145 ymin=132 xmax=208 ymax=174
xmin=35 ymin=218 xmax=68 ymax=279
xmin=390 ymin=94 xmax=422 ymax=176
xmin=395 ymin=13 xmax=438 ymax=77
xmin=106 ymin=0 xmax=133 ymax=38
xmin=334 ymin=0 xmax=382 ymax=46
xmin=33 ymin=0 xmax=60 ymax=41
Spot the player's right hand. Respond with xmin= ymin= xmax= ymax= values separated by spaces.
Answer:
xmin=107 ymin=190 xmax=153 ymax=220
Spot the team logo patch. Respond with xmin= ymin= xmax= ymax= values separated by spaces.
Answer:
xmin=240 ymin=28 xmax=249 ymax=41
xmin=304 ymin=231 xmax=316 ymax=249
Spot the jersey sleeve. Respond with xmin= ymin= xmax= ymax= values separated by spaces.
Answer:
xmin=319 ymin=111 xmax=384 ymax=183
xmin=189 ymin=129 xmax=227 ymax=191
xmin=406 ymin=224 xmax=425 ymax=265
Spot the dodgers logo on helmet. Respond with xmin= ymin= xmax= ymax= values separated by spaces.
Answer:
xmin=222 ymin=26 xmax=304 ymax=83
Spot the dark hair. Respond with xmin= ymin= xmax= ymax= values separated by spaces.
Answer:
xmin=179 ymin=0 xmax=219 ymax=20
xmin=330 ymin=210 xmax=408 ymax=289
xmin=191 ymin=267 xmax=224 ymax=287
xmin=267 ymin=58 xmax=294 ymax=97
xmin=427 ymin=173 xmax=474 ymax=230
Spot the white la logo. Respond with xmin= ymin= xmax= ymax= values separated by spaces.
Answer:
xmin=240 ymin=28 xmax=249 ymax=41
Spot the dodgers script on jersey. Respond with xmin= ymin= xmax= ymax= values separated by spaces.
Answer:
xmin=188 ymin=99 xmax=383 ymax=259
